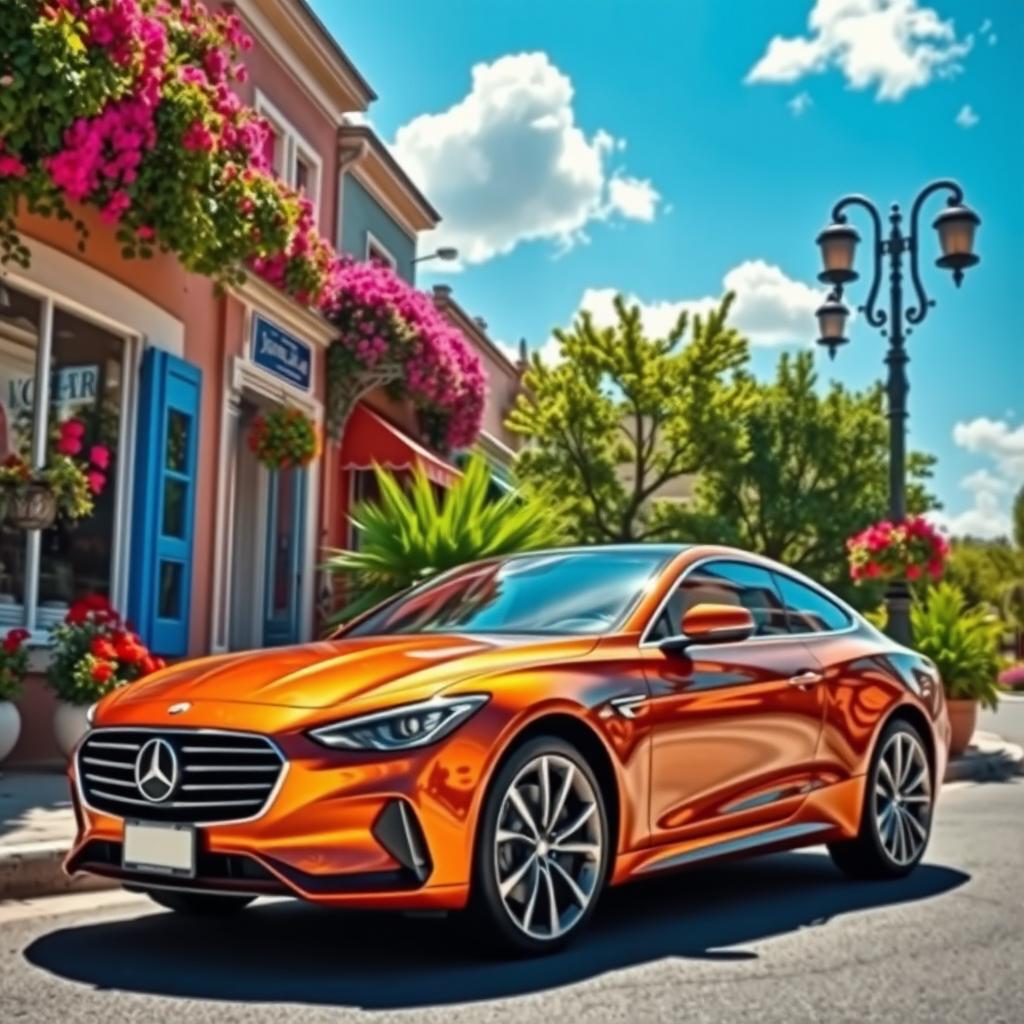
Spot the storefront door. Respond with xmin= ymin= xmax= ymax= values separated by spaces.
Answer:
xmin=228 ymin=399 xmax=307 ymax=651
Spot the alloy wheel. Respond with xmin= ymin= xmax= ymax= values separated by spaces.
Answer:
xmin=874 ymin=730 xmax=932 ymax=866
xmin=493 ymin=753 xmax=603 ymax=941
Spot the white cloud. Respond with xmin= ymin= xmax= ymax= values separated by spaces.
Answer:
xmin=932 ymin=490 xmax=1010 ymax=540
xmin=746 ymin=0 xmax=973 ymax=102
xmin=961 ymin=468 xmax=1009 ymax=495
xmin=607 ymin=175 xmax=660 ymax=222
xmin=953 ymin=417 xmax=1024 ymax=480
xmin=934 ymin=417 xmax=1024 ymax=539
xmin=788 ymin=91 xmax=814 ymax=115
xmin=391 ymin=52 xmax=660 ymax=265
xmin=955 ymin=103 xmax=979 ymax=128
xmin=539 ymin=259 xmax=825 ymax=362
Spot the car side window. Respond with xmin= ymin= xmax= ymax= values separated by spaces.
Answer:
xmin=773 ymin=572 xmax=852 ymax=634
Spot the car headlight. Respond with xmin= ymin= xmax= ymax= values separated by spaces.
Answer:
xmin=308 ymin=694 xmax=489 ymax=751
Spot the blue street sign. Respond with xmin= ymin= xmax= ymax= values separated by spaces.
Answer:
xmin=251 ymin=315 xmax=312 ymax=391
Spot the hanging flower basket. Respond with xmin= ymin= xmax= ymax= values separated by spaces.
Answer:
xmin=5 ymin=480 xmax=59 ymax=531
xmin=847 ymin=515 xmax=949 ymax=584
xmin=247 ymin=406 xmax=320 ymax=470
xmin=0 ymin=418 xmax=111 ymax=530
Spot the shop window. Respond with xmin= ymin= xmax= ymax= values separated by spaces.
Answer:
xmin=0 ymin=282 xmax=127 ymax=633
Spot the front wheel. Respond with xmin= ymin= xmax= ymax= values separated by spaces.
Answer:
xmin=471 ymin=736 xmax=610 ymax=955
xmin=144 ymin=889 xmax=255 ymax=916
xmin=829 ymin=719 xmax=934 ymax=879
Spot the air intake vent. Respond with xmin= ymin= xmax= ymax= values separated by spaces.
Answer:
xmin=77 ymin=728 xmax=285 ymax=825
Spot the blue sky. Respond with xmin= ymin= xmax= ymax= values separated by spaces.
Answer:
xmin=312 ymin=0 xmax=1022 ymax=538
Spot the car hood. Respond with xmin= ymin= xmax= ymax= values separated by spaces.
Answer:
xmin=108 ymin=633 xmax=599 ymax=711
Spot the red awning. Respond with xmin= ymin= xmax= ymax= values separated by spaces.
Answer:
xmin=339 ymin=404 xmax=461 ymax=488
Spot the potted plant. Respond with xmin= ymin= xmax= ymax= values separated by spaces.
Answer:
xmin=247 ymin=405 xmax=320 ymax=470
xmin=0 ymin=627 xmax=30 ymax=764
xmin=911 ymin=582 xmax=1002 ymax=756
xmin=48 ymin=594 xmax=165 ymax=757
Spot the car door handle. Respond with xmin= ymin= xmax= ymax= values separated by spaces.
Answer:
xmin=788 ymin=670 xmax=824 ymax=689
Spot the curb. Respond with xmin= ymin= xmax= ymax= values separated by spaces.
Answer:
xmin=944 ymin=731 xmax=1024 ymax=784
xmin=0 ymin=842 xmax=116 ymax=901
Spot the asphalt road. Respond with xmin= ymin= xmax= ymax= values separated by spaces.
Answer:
xmin=1 ymin=778 xmax=1021 ymax=1024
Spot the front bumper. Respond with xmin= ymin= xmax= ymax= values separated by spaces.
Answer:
xmin=65 ymin=700 xmax=494 ymax=910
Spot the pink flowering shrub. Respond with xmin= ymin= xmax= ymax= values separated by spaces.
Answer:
xmin=325 ymin=258 xmax=485 ymax=450
xmin=0 ymin=1 xmax=485 ymax=449
xmin=847 ymin=515 xmax=949 ymax=585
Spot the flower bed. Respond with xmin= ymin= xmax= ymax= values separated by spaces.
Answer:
xmin=999 ymin=663 xmax=1024 ymax=691
xmin=1 ymin=1 xmax=485 ymax=449
xmin=847 ymin=515 xmax=949 ymax=584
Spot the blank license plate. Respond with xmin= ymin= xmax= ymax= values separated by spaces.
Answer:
xmin=123 ymin=821 xmax=196 ymax=877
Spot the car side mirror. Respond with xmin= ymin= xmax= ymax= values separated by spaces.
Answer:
xmin=659 ymin=603 xmax=756 ymax=653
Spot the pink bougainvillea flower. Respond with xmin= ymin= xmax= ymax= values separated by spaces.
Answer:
xmin=0 ymin=154 xmax=27 ymax=178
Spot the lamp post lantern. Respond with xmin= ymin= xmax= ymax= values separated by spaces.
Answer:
xmin=814 ymin=179 xmax=980 ymax=646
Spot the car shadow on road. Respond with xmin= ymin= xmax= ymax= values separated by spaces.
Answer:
xmin=24 ymin=851 xmax=968 ymax=1010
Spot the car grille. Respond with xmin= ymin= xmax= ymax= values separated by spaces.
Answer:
xmin=77 ymin=728 xmax=286 ymax=825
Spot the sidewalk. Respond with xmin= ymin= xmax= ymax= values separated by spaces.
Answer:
xmin=0 ymin=769 xmax=112 ymax=900
xmin=1 ymin=729 xmax=1022 ymax=901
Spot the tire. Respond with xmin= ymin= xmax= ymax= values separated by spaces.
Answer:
xmin=144 ymin=889 xmax=255 ymax=916
xmin=470 ymin=735 xmax=611 ymax=955
xmin=828 ymin=718 xmax=934 ymax=880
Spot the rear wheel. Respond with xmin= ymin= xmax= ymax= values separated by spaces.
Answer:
xmin=144 ymin=889 xmax=255 ymax=916
xmin=829 ymin=719 xmax=934 ymax=879
xmin=471 ymin=736 xmax=610 ymax=955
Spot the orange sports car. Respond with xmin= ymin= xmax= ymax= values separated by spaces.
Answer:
xmin=67 ymin=545 xmax=949 ymax=954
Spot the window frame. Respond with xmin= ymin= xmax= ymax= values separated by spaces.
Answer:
xmin=640 ymin=555 xmax=859 ymax=647
xmin=254 ymin=89 xmax=323 ymax=212
xmin=364 ymin=230 xmax=397 ymax=269
xmin=0 ymin=276 xmax=138 ymax=642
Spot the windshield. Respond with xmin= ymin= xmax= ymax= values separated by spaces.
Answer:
xmin=345 ymin=550 xmax=669 ymax=637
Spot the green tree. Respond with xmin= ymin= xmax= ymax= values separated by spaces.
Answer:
xmin=659 ymin=351 xmax=937 ymax=605
xmin=507 ymin=295 xmax=751 ymax=542
xmin=323 ymin=455 xmax=563 ymax=622
xmin=945 ymin=539 xmax=1021 ymax=609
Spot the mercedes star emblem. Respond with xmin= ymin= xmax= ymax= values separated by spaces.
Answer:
xmin=134 ymin=738 xmax=179 ymax=803
xmin=168 ymin=702 xmax=191 ymax=715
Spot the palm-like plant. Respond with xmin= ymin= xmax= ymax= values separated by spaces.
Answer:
xmin=323 ymin=456 xmax=564 ymax=622
xmin=910 ymin=582 xmax=1003 ymax=710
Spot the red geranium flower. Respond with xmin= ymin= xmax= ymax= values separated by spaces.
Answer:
xmin=91 ymin=660 xmax=115 ymax=683
xmin=91 ymin=637 xmax=118 ymax=660
xmin=3 ymin=628 xmax=30 ymax=654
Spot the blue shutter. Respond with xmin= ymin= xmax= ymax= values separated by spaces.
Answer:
xmin=128 ymin=348 xmax=202 ymax=656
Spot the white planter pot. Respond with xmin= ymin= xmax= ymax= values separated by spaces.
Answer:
xmin=0 ymin=700 xmax=21 ymax=764
xmin=54 ymin=700 xmax=90 ymax=759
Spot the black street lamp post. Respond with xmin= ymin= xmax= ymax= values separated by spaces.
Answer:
xmin=814 ymin=180 xmax=981 ymax=646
